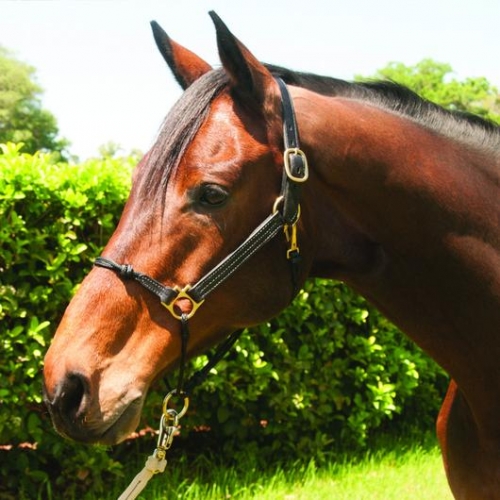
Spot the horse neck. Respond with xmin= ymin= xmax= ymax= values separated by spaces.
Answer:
xmin=297 ymin=90 xmax=500 ymax=423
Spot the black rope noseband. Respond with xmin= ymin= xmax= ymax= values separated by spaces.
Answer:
xmin=94 ymin=78 xmax=309 ymax=395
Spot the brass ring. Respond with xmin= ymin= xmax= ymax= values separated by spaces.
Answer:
xmin=272 ymin=195 xmax=284 ymax=214
xmin=162 ymin=390 xmax=190 ymax=420
xmin=162 ymin=285 xmax=205 ymax=320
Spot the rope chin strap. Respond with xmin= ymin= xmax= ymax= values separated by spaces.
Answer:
xmin=98 ymin=79 xmax=309 ymax=500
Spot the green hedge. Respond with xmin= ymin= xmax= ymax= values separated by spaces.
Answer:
xmin=0 ymin=143 xmax=134 ymax=498
xmin=0 ymin=143 xmax=448 ymax=498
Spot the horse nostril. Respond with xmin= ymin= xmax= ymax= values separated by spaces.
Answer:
xmin=52 ymin=373 xmax=89 ymax=422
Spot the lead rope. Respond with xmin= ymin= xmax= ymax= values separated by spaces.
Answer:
xmin=117 ymin=392 xmax=189 ymax=500
xmin=118 ymin=316 xmax=189 ymax=499
xmin=116 ymin=327 xmax=243 ymax=500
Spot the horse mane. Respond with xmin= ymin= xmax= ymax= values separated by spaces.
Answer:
xmin=144 ymin=63 xmax=500 ymax=198
xmin=144 ymin=69 xmax=229 ymax=198
xmin=266 ymin=63 xmax=500 ymax=156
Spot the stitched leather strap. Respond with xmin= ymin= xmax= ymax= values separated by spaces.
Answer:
xmin=276 ymin=78 xmax=307 ymax=224
xmin=189 ymin=211 xmax=284 ymax=301
xmin=95 ymin=211 xmax=283 ymax=308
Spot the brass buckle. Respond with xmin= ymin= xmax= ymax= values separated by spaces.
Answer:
xmin=162 ymin=285 xmax=205 ymax=320
xmin=283 ymin=148 xmax=309 ymax=183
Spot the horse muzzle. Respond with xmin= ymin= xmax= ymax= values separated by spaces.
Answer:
xmin=43 ymin=370 xmax=145 ymax=445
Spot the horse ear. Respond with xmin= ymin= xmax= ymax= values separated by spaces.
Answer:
xmin=208 ymin=11 xmax=278 ymax=110
xmin=150 ymin=20 xmax=212 ymax=90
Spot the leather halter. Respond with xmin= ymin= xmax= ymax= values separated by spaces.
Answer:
xmin=94 ymin=78 xmax=309 ymax=394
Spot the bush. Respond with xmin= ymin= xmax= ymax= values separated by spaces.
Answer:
xmin=168 ymin=280 xmax=447 ymax=464
xmin=0 ymin=143 xmax=448 ymax=497
xmin=0 ymin=143 xmax=134 ymax=497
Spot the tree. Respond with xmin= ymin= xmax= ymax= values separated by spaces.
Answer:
xmin=0 ymin=46 xmax=69 ymax=156
xmin=359 ymin=59 xmax=500 ymax=124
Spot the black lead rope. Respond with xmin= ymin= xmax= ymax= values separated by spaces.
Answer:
xmin=174 ymin=317 xmax=243 ymax=396
xmin=94 ymin=78 xmax=308 ymax=397
xmin=182 ymin=329 xmax=243 ymax=395
xmin=177 ymin=314 xmax=190 ymax=394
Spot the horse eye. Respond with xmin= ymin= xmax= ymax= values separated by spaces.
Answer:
xmin=198 ymin=184 xmax=229 ymax=207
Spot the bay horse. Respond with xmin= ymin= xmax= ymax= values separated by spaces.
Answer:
xmin=43 ymin=12 xmax=500 ymax=499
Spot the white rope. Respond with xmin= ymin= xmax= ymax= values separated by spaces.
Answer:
xmin=117 ymin=454 xmax=167 ymax=500
xmin=116 ymin=393 xmax=188 ymax=499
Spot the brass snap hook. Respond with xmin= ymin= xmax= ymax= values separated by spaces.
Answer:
xmin=284 ymin=205 xmax=301 ymax=259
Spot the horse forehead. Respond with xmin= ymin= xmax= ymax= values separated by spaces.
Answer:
xmin=192 ymin=94 xmax=270 ymax=161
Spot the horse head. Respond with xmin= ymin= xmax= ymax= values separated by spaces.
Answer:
xmin=43 ymin=13 xmax=325 ymax=445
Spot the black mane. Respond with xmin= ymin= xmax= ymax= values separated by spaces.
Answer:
xmin=145 ymin=69 xmax=229 ymax=197
xmin=144 ymin=63 xmax=500 ymax=197
xmin=267 ymin=63 xmax=500 ymax=154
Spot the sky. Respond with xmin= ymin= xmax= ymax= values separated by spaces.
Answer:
xmin=1 ymin=0 xmax=499 ymax=160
